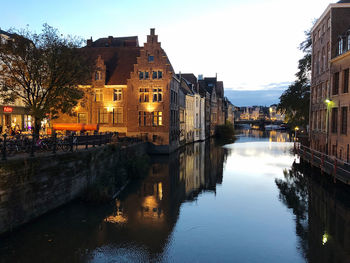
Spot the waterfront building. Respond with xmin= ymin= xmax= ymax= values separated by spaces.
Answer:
xmin=310 ymin=1 xmax=350 ymax=160
xmin=127 ymin=29 xmax=180 ymax=152
xmin=199 ymin=77 xmax=219 ymax=136
xmin=52 ymin=28 xmax=231 ymax=151
xmin=269 ymin=104 xmax=285 ymax=121
xmin=224 ymin=97 xmax=235 ymax=125
xmin=180 ymin=74 xmax=206 ymax=141
xmin=53 ymin=29 xmax=180 ymax=152
xmin=0 ymin=30 xmax=32 ymax=132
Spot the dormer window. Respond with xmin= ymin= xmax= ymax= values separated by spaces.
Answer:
xmin=95 ymin=71 xmax=102 ymax=80
xmin=148 ymin=55 xmax=154 ymax=62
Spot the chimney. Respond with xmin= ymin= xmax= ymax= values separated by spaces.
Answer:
xmin=87 ymin=37 xmax=92 ymax=47
xmin=150 ymin=28 xmax=155 ymax=36
xmin=108 ymin=36 xmax=113 ymax=46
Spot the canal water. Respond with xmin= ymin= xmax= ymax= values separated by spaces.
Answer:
xmin=1 ymin=129 xmax=350 ymax=263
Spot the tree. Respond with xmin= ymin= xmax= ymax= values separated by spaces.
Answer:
xmin=0 ymin=24 xmax=93 ymax=135
xmin=278 ymin=29 xmax=312 ymax=128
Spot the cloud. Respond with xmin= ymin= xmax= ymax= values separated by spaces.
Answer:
xmin=224 ymin=88 xmax=287 ymax=107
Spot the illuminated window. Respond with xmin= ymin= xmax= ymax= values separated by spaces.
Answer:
xmin=153 ymin=88 xmax=162 ymax=102
xmin=152 ymin=111 xmax=162 ymax=126
xmin=99 ymin=108 xmax=109 ymax=123
xmin=95 ymin=89 xmax=103 ymax=101
xmin=148 ymin=55 xmax=154 ymax=62
xmin=113 ymin=108 xmax=123 ymax=124
xmin=113 ymin=89 xmax=122 ymax=101
xmin=78 ymin=113 xmax=87 ymax=123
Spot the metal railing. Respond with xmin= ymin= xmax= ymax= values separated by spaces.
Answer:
xmin=295 ymin=143 xmax=350 ymax=185
xmin=0 ymin=132 xmax=146 ymax=161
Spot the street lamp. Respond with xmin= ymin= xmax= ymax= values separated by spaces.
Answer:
xmin=294 ymin=126 xmax=299 ymax=141
xmin=325 ymin=99 xmax=332 ymax=155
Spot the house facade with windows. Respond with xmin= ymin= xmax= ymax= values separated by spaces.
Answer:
xmin=0 ymin=29 xmax=32 ymax=132
xmin=52 ymin=28 xmax=231 ymax=152
xmin=310 ymin=1 xmax=350 ymax=160
xmin=126 ymin=29 xmax=180 ymax=152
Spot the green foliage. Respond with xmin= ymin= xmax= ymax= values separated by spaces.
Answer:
xmin=0 ymin=24 xmax=93 ymax=134
xmin=215 ymin=121 xmax=236 ymax=143
xmin=278 ymin=29 xmax=311 ymax=128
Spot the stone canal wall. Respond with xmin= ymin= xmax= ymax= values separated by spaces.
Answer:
xmin=0 ymin=143 xmax=148 ymax=235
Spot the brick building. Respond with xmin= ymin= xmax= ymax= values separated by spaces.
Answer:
xmin=54 ymin=29 xmax=181 ymax=152
xmin=53 ymin=29 xmax=231 ymax=152
xmin=310 ymin=1 xmax=350 ymax=160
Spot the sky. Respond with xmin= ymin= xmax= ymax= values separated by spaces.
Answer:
xmin=1 ymin=0 xmax=335 ymax=105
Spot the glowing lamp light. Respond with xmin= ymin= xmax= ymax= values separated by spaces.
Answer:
xmin=325 ymin=99 xmax=331 ymax=104
xmin=295 ymin=126 xmax=299 ymax=131
xmin=106 ymin=106 xmax=113 ymax=112
xmin=147 ymin=103 xmax=154 ymax=112
xmin=322 ymin=233 xmax=328 ymax=245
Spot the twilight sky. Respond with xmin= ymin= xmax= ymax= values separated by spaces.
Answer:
xmin=1 ymin=0 xmax=335 ymax=105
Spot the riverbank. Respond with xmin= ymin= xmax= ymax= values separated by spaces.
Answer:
xmin=0 ymin=142 xmax=149 ymax=235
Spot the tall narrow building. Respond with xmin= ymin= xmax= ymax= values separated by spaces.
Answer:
xmin=310 ymin=1 xmax=350 ymax=161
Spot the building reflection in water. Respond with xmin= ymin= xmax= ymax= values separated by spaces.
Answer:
xmin=0 ymin=140 xmax=228 ymax=263
xmin=275 ymin=163 xmax=350 ymax=263
xmin=238 ymin=128 xmax=290 ymax=143
xmin=98 ymin=139 xmax=228 ymax=262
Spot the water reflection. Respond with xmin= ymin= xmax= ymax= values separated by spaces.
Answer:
xmin=276 ymin=163 xmax=350 ymax=263
xmin=237 ymin=129 xmax=291 ymax=143
xmin=0 ymin=140 xmax=228 ymax=263
xmin=1 ymin=130 xmax=350 ymax=263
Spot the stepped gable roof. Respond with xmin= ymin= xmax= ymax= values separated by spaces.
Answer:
xmin=81 ymin=46 xmax=140 ymax=85
xmin=89 ymin=36 xmax=139 ymax=48
xmin=216 ymin=81 xmax=224 ymax=98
